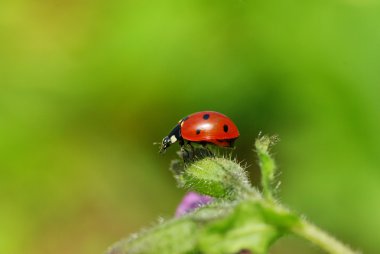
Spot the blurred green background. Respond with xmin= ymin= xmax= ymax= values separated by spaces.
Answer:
xmin=1 ymin=0 xmax=380 ymax=253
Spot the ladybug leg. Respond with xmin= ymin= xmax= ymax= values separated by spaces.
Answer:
xmin=200 ymin=142 xmax=214 ymax=157
xmin=179 ymin=142 xmax=195 ymax=162
xmin=229 ymin=139 xmax=236 ymax=148
xmin=180 ymin=147 xmax=190 ymax=160
xmin=187 ymin=141 xmax=195 ymax=153
xmin=179 ymin=138 xmax=190 ymax=158
xmin=179 ymin=138 xmax=185 ymax=148
xmin=205 ymin=145 xmax=214 ymax=157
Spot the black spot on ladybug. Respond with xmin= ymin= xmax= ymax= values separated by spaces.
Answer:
xmin=203 ymin=114 xmax=210 ymax=120
xmin=223 ymin=124 xmax=228 ymax=132
xmin=196 ymin=129 xmax=201 ymax=135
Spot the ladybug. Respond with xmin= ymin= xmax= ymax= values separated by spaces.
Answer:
xmin=160 ymin=111 xmax=239 ymax=153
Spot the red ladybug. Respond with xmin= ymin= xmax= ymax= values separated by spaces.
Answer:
xmin=160 ymin=111 xmax=239 ymax=152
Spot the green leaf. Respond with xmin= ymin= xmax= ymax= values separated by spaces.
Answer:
xmin=106 ymin=218 xmax=199 ymax=254
xmin=198 ymin=201 xmax=284 ymax=254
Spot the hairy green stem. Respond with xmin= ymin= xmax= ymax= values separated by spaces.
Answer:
xmin=291 ymin=219 xmax=359 ymax=254
xmin=255 ymin=136 xmax=277 ymax=202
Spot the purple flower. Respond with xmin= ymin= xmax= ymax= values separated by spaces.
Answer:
xmin=175 ymin=191 xmax=213 ymax=217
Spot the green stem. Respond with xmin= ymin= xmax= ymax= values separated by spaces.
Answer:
xmin=258 ymin=150 xmax=274 ymax=201
xmin=291 ymin=219 xmax=359 ymax=254
xmin=255 ymin=136 xmax=277 ymax=202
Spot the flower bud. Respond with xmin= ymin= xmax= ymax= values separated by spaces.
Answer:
xmin=180 ymin=157 xmax=252 ymax=199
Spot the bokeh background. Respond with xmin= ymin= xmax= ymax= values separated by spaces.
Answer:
xmin=1 ymin=0 xmax=380 ymax=253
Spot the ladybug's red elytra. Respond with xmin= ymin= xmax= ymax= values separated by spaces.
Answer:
xmin=160 ymin=111 xmax=239 ymax=153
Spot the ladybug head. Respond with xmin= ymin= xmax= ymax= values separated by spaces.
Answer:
xmin=160 ymin=136 xmax=172 ymax=153
xmin=160 ymin=123 xmax=181 ymax=153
